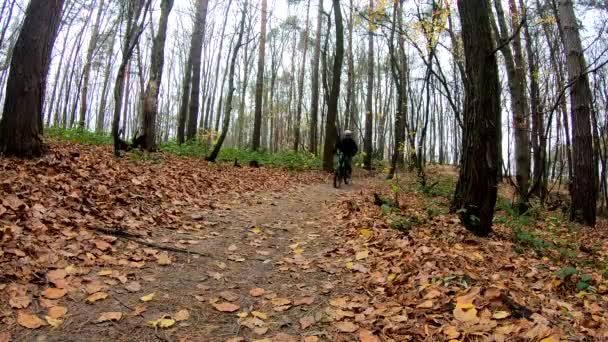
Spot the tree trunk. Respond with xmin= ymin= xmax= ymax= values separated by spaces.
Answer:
xmin=452 ymin=0 xmax=501 ymax=236
xmin=322 ymin=0 xmax=344 ymax=171
xmin=78 ymin=0 xmax=105 ymax=131
xmin=0 ymin=0 xmax=64 ymax=157
xmin=141 ymin=0 xmax=174 ymax=150
xmin=294 ymin=0 xmax=311 ymax=152
xmin=252 ymin=0 xmax=267 ymax=150
xmin=364 ymin=0 xmax=374 ymax=171
xmin=186 ymin=0 xmax=210 ymax=141
xmin=96 ymin=27 xmax=117 ymax=133
xmin=558 ymin=0 xmax=597 ymax=226
xmin=207 ymin=2 xmax=247 ymax=162
xmin=309 ymin=0 xmax=323 ymax=154
xmin=177 ymin=54 xmax=192 ymax=144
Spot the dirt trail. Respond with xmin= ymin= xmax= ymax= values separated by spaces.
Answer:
xmin=27 ymin=179 xmax=367 ymax=342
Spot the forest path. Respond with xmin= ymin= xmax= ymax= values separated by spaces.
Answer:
xmin=36 ymin=176 xmax=372 ymax=342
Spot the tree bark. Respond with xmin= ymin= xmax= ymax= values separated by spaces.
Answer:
xmin=322 ymin=0 xmax=344 ymax=171
xmin=558 ymin=0 xmax=597 ymax=226
xmin=207 ymin=2 xmax=247 ymax=162
xmin=309 ymin=0 xmax=323 ymax=154
xmin=141 ymin=0 xmax=174 ymax=150
xmin=252 ymin=0 xmax=268 ymax=150
xmin=451 ymin=0 xmax=501 ymax=236
xmin=364 ymin=0 xmax=374 ymax=171
xmin=186 ymin=0 xmax=210 ymax=141
xmin=0 ymin=0 xmax=64 ymax=157
xmin=294 ymin=0 xmax=311 ymax=152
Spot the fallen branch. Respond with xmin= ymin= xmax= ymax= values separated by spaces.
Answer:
xmin=89 ymin=226 xmax=208 ymax=257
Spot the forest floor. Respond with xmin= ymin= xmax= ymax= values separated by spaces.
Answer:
xmin=1 ymin=141 xmax=608 ymax=341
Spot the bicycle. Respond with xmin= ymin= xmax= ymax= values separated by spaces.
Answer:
xmin=333 ymin=151 xmax=351 ymax=188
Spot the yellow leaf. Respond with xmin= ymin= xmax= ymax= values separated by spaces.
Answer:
xmin=86 ymin=292 xmax=109 ymax=303
xmin=355 ymin=250 xmax=369 ymax=260
xmin=97 ymin=269 xmax=113 ymax=276
xmin=293 ymin=248 xmax=304 ymax=254
xmin=443 ymin=326 xmax=460 ymax=339
xmin=17 ymin=312 xmax=45 ymax=329
xmin=387 ymin=273 xmax=396 ymax=281
xmin=250 ymin=227 xmax=262 ymax=234
xmin=148 ymin=316 xmax=175 ymax=329
xmin=416 ymin=300 xmax=434 ymax=309
xmin=252 ymin=311 xmax=268 ymax=320
xmin=45 ymin=316 xmax=63 ymax=328
xmin=345 ymin=261 xmax=354 ymax=269
xmin=358 ymin=229 xmax=372 ymax=238
xmin=64 ymin=265 xmax=77 ymax=274
xmin=237 ymin=311 xmax=249 ymax=318
xmin=252 ymin=339 xmax=272 ymax=342
xmin=454 ymin=302 xmax=478 ymax=323
xmin=289 ymin=243 xmax=300 ymax=249
xmin=271 ymin=298 xmax=291 ymax=306
xmin=492 ymin=311 xmax=511 ymax=319
xmin=540 ymin=337 xmax=556 ymax=342
xmin=140 ymin=293 xmax=155 ymax=302
xmin=174 ymin=309 xmax=189 ymax=321
xmin=97 ymin=312 xmax=122 ymax=322
xmin=156 ymin=252 xmax=172 ymax=265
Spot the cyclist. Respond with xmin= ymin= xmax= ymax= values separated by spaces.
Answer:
xmin=336 ymin=130 xmax=358 ymax=178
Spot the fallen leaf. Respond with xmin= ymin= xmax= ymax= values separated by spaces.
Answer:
xmin=271 ymin=298 xmax=291 ymax=306
xmin=335 ymin=321 xmax=358 ymax=333
xmin=94 ymin=240 xmax=112 ymax=251
xmin=358 ymin=329 xmax=380 ymax=342
xmin=9 ymin=294 xmax=31 ymax=309
xmin=0 ymin=332 xmax=10 ymax=342
xmin=42 ymin=287 xmax=67 ymax=299
xmin=416 ymin=300 xmax=434 ymax=309
xmin=492 ymin=311 xmax=511 ymax=320
xmin=86 ymin=292 xmax=109 ymax=303
xmin=85 ymin=281 xmax=106 ymax=294
xmin=47 ymin=306 xmax=68 ymax=319
xmin=156 ymin=252 xmax=172 ymax=265
xmin=250 ymin=288 xmax=266 ymax=297
xmin=219 ymin=290 xmax=239 ymax=302
xmin=45 ymin=316 xmax=63 ymax=328
xmin=228 ymin=244 xmax=238 ymax=252
xmin=252 ymin=311 xmax=268 ymax=320
xmin=355 ymin=250 xmax=369 ymax=260
xmin=453 ymin=301 xmax=478 ymax=323
xmin=250 ymin=227 xmax=262 ymax=234
xmin=148 ymin=316 xmax=175 ymax=328
xmin=358 ymin=229 xmax=372 ymax=239
xmin=97 ymin=312 xmax=122 ymax=322
xmin=125 ymin=281 xmax=142 ymax=292
xmin=213 ymin=302 xmax=240 ymax=312
xmin=47 ymin=269 xmax=68 ymax=283
xmin=300 ymin=315 xmax=315 ymax=329
xmin=17 ymin=312 xmax=46 ymax=329
xmin=132 ymin=304 xmax=147 ymax=316
xmin=294 ymin=296 xmax=314 ymax=306
xmin=97 ymin=269 xmax=113 ymax=276
xmin=140 ymin=293 xmax=155 ymax=302
xmin=443 ymin=326 xmax=460 ymax=339
xmin=303 ymin=337 xmax=318 ymax=342
xmin=174 ymin=309 xmax=190 ymax=321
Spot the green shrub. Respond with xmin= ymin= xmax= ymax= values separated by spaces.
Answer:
xmin=46 ymin=127 xmax=112 ymax=145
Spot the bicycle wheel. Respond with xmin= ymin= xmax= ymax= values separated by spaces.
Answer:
xmin=333 ymin=172 xmax=341 ymax=188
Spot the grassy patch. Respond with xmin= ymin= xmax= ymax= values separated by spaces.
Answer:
xmin=46 ymin=127 xmax=112 ymax=145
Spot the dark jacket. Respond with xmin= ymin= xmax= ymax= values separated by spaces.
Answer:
xmin=337 ymin=136 xmax=358 ymax=157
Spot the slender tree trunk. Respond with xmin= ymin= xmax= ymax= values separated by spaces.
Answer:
xmin=364 ymin=0 xmax=374 ymax=171
xmin=207 ymin=2 xmax=247 ymax=162
xmin=322 ymin=0 xmax=344 ymax=171
xmin=186 ymin=0 xmax=210 ymax=141
xmin=141 ymin=0 xmax=174 ymax=150
xmin=309 ymin=0 xmax=323 ymax=154
xmin=177 ymin=53 xmax=192 ymax=144
xmin=252 ymin=0 xmax=268 ymax=150
xmin=452 ymin=0 xmax=501 ymax=236
xmin=294 ymin=0 xmax=311 ymax=152
xmin=78 ymin=0 xmax=105 ymax=131
xmin=0 ymin=0 xmax=64 ymax=157
xmin=96 ymin=28 xmax=117 ymax=133
xmin=558 ymin=0 xmax=597 ymax=226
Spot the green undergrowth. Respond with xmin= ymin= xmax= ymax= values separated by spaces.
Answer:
xmin=46 ymin=127 xmax=321 ymax=170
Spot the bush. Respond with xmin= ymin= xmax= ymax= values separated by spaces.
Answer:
xmin=46 ymin=127 xmax=112 ymax=145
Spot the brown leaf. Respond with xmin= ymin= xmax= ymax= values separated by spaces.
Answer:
xmin=249 ymin=287 xmax=265 ymax=297
xmin=299 ymin=315 xmax=315 ymax=329
xmin=253 ymin=327 xmax=268 ymax=335
xmin=125 ymin=281 xmax=142 ymax=292
xmin=156 ymin=252 xmax=172 ymax=265
xmin=335 ymin=321 xmax=359 ymax=333
xmin=17 ymin=312 xmax=46 ymax=329
xmin=303 ymin=337 xmax=319 ymax=342
xmin=47 ymin=306 xmax=68 ymax=319
xmin=294 ymin=296 xmax=314 ymax=306
xmin=3 ymin=195 xmax=26 ymax=211
xmin=94 ymin=239 xmax=112 ymax=251
xmin=97 ymin=312 xmax=122 ymax=322
xmin=9 ymin=294 xmax=31 ymax=309
xmin=271 ymin=333 xmax=298 ymax=342
xmin=47 ymin=269 xmax=68 ymax=283
xmin=85 ymin=281 xmax=106 ymax=294
xmin=42 ymin=287 xmax=67 ymax=299
xmin=416 ymin=300 xmax=434 ymax=309
xmin=0 ymin=332 xmax=10 ymax=342
xmin=271 ymin=298 xmax=291 ymax=306
xmin=219 ymin=290 xmax=239 ymax=302
xmin=86 ymin=291 xmax=109 ymax=303
xmin=213 ymin=302 xmax=240 ymax=312
xmin=358 ymin=329 xmax=380 ymax=342
xmin=174 ymin=309 xmax=190 ymax=321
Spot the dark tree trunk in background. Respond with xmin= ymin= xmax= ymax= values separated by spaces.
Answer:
xmin=364 ymin=0 xmax=374 ymax=171
xmin=177 ymin=53 xmax=193 ymax=144
xmin=186 ymin=0 xmax=210 ymax=141
xmin=309 ymin=0 xmax=323 ymax=154
xmin=322 ymin=0 xmax=345 ymax=171
xmin=207 ymin=2 xmax=247 ymax=162
xmin=252 ymin=0 xmax=267 ymax=150
xmin=142 ymin=0 xmax=174 ymax=150
xmin=558 ymin=0 xmax=597 ymax=226
xmin=452 ymin=0 xmax=501 ymax=236
xmin=0 ymin=0 xmax=64 ymax=157
xmin=294 ymin=0 xmax=311 ymax=152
